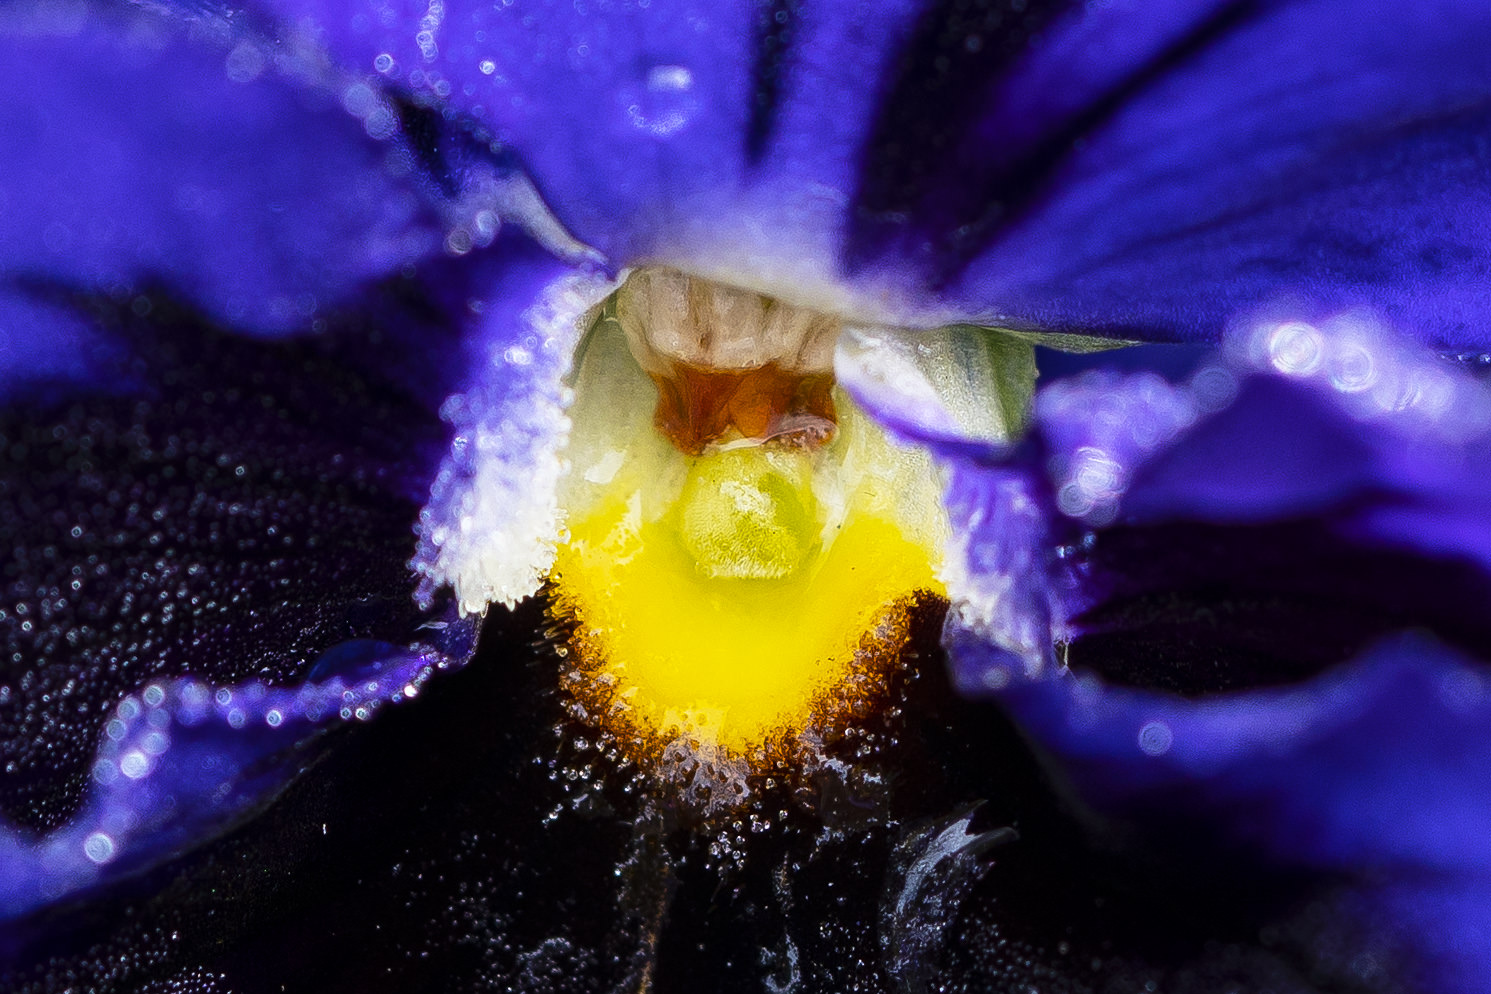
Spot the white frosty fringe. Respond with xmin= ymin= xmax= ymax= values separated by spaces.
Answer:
xmin=936 ymin=483 xmax=1055 ymax=685
xmin=413 ymin=273 xmax=615 ymax=614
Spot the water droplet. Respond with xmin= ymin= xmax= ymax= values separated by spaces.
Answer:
xmin=120 ymin=749 xmax=151 ymax=779
xmin=1265 ymin=321 xmax=1325 ymax=376
xmin=83 ymin=832 xmax=116 ymax=864
xmin=1137 ymin=720 xmax=1173 ymax=756
xmin=224 ymin=40 xmax=266 ymax=83
xmin=623 ymin=64 xmax=697 ymax=136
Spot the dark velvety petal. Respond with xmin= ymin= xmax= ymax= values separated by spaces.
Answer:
xmin=0 ymin=288 xmax=444 ymax=831
xmin=0 ymin=2 xmax=442 ymax=337
xmin=0 ymin=226 xmax=584 ymax=923
xmin=3 ymin=599 xmax=1386 ymax=993
xmin=984 ymin=635 xmax=1491 ymax=872
xmin=194 ymin=0 xmax=1491 ymax=345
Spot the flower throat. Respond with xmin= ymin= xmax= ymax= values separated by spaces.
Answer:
xmin=546 ymin=268 xmax=948 ymax=800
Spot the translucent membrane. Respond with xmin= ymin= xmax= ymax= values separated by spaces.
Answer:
xmin=548 ymin=270 xmax=948 ymax=768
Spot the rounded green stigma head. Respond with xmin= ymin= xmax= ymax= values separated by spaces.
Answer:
xmin=674 ymin=446 xmax=820 ymax=580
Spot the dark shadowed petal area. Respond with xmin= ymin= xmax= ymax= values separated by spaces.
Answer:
xmin=188 ymin=0 xmax=1491 ymax=345
xmin=0 ymin=0 xmax=616 ymax=951
xmin=0 ymin=630 xmax=468 ymax=929
xmin=0 ymin=288 xmax=449 ymax=910
xmin=3 ymin=592 xmax=1401 ymax=993
xmin=981 ymin=636 xmax=1491 ymax=993
xmin=879 ymin=317 xmax=1491 ymax=992
xmin=0 ymin=2 xmax=441 ymax=339
xmin=0 ymin=226 xmax=583 ymax=928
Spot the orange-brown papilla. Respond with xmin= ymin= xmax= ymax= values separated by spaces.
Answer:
xmin=647 ymin=360 xmax=838 ymax=455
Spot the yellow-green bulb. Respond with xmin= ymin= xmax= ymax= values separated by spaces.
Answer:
xmin=674 ymin=446 xmax=819 ymax=580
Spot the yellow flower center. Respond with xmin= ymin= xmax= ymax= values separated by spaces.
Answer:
xmin=548 ymin=269 xmax=947 ymax=775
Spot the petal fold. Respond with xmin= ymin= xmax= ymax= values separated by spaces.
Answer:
xmin=412 ymin=242 xmax=614 ymax=613
xmin=0 ymin=619 xmax=476 ymax=930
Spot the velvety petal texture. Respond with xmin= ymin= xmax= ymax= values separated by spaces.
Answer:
xmin=193 ymin=0 xmax=1491 ymax=345
xmin=0 ymin=277 xmax=494 ymax=924
xmin=878 ymin=316 xmax=1491 ymax=992
xmin=983 ymin=637 xmax=1491 ymax=993
xmin=0 ymin=0 xmax=542 ymax=925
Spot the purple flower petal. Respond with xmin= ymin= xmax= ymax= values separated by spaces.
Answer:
xmin=6 ymin=0 xmax=1491 ymax=986
xmin=851 ymin=1 xmax=1491 ymax=348
xmin=0 ymin=288 xmax=127 ymax=396
xmin=210 ymin=0 xmax=1491 ymax=345
xmin=0 ymin=618 xmax=475 ymax=928
xmin=926 ymin=316 xmax=1491 ymax=990
xmin=978 ymin=636 xmax=1491 ymax=994
xmin=0 ymin=3 xmax=442 ymax=336
xmin=409 ymin=241 xmax=613 ymax=613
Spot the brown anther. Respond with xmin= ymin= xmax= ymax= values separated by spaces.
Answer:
xmin=649 ymin=360 xmax=837 ymax=455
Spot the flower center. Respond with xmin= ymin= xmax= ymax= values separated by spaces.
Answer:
xmin=547 ymin=269 xmax=948 ymax=778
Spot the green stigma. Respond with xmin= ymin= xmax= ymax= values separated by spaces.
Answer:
xmin=674 ymin=446 xmax=820 ymax=580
